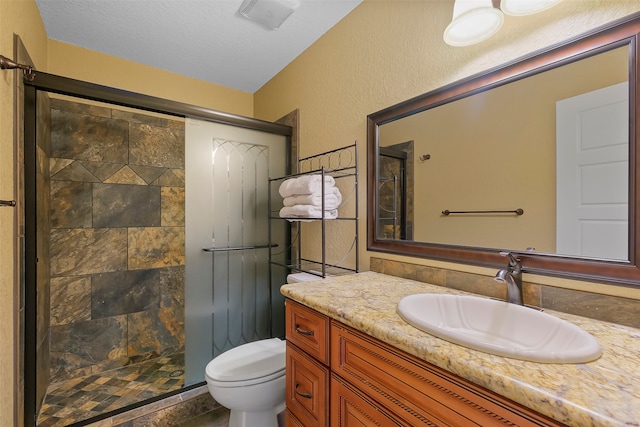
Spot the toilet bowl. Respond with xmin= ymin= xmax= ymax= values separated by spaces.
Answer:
xmin=205 ymin=338 xmax=286 ymax=427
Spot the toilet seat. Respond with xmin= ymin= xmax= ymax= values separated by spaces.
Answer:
xmin=205 ymin=338 xmax=286 ymax=387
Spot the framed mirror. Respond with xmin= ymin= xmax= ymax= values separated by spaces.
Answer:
xmin=367 ymin=14 xmax=640 ymax=286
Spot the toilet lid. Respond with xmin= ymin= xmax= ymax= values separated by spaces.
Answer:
xmin=205 ymin=338 xmax=286 ymax=383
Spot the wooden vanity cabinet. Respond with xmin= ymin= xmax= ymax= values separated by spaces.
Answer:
xmin=286 ymin=300 xmax=331 ymax=426
xmin=286 ymin=299 xmax=566 ymax=427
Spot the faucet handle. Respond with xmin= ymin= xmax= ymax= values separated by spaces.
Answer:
xmin=499 ymin=251 xmax=521 ymax=268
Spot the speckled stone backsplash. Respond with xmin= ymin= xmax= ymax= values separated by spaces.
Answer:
xmin=370 ymin=257 xmax=640 ymax=328
xmin=48 ymin=98 xmax=185 ymax=382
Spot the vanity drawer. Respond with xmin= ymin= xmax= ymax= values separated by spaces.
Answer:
xmin=286 ymin=343 xmax=330 ymax=427
xmin=331 ymin=374 xmax=404 ymax=426
xmin=286 ymin=299 xmax=330 ymax=364
xmin=331 ymin=322 xmax=566 ymax=427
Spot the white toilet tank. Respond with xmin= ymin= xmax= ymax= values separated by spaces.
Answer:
xmin=286 ymin=272 xmax=331 ymax=283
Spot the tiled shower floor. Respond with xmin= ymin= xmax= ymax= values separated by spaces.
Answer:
xmin=37 ymin=353 xmax=185 ymax=427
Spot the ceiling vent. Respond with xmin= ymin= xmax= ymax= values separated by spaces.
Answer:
xmin=238 ymin=0 xmax=301 ymax=30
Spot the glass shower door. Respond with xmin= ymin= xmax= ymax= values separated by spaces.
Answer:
xmin=184 ymin=119 xmax=288 ymax=386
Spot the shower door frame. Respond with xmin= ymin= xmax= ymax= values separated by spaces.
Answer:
xmin=22 ymin=71 xmax=292 ymax=427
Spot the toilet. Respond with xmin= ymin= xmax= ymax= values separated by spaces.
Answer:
xmin=205 ymin=337 xmax=286 ymax=427
xmin=205 ymin=272 xmax=328 ymax=427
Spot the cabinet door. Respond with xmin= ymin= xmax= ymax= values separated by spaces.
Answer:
xmin=286 ymin=300 xmax=330 ymax=364
xmin=286 ymin=343 xmax=330 ymax=427
xmin=331 ymin=375 xmax=403 ymax=427
xmin=331 ymin=323 xmax=566 ymax=427
xmin=286 ymin=410 xmax=305 ymax=427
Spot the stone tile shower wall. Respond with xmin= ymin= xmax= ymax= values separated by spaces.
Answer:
xmin=48 ymin=98 xmax=185 ymax=382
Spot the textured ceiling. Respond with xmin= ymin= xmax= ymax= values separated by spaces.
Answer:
xmin=36 ymin=0 xmax=362 ymax=93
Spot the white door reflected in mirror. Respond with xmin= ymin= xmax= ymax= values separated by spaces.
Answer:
xmin=556 ymin=82 xmax=629 ymax=260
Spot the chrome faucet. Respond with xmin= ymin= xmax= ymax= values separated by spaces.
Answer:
xmin=493 ymin=252 xmax=523 ymax=305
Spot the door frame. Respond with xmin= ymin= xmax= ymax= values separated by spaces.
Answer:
xmin=22 ymin=71 xmax=292 ymax=427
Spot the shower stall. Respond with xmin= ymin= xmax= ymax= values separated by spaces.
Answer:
xmin=23 ymin=75 xmax=290 ymax=426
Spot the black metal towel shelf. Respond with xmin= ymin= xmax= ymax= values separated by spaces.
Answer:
xmin=442 ymin=209 xmax=524 ymax=216
xmin=202 ymin=243 xmax=278 ymax=252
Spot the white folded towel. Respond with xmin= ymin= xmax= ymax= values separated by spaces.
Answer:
xmin=279 ymin=205 xmax=338 ymax=220
xmin=283 ymin=186 xmax=342 ymax=210
xmin=278 ymin=175 xmax=336 ymax=198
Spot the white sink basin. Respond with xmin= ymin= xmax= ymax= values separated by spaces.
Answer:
xmin=397 ymin=294 xmax=601 ymax=363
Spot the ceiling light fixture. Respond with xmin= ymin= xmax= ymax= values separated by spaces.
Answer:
xmin=443 ymin=0 xmax=505 ymax=47
xmin=238 ymin=0 xmax=300 ymax=31
xmin=444 ymin=0 xmax=564 ymax=47
xmin=501 ymin=0 xmax=564 ymax=16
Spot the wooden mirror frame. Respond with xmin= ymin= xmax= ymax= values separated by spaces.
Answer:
xmin=367 ymin=14 xmax=640 ymax=287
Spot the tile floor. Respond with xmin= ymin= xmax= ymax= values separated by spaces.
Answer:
xmin=37 ymin=353 xmax=185 ymax=427
xmin=170 ymin=408 xmax=230 ymax=427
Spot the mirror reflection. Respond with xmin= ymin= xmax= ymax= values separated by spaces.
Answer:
xmin=377 ymin=46 xmax=629 ymax=261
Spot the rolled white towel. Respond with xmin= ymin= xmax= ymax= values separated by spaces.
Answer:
xmin=279 ymin=205 xmax=338 ymax=220
xmin=278 ymin=174 xmax=336 ymax=198
xmin=283 ymin=186 xmax=342 ymax=210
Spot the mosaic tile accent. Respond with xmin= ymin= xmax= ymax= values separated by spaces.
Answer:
xmin=103 ymin=166 xmax=149 ymax=185
xmin=79 ymin=161 xmax=125 ymax=182
xmin=154 ymin=169 xmax=185 ymax=187
xmin=128 ymin=164 xmax=167 ymax=184
xmin=37 ymin=353 xmax=186 ymax=427
xmin=49 ymin=158 xmax=73 ymax=176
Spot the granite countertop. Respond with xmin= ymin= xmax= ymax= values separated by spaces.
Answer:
xmin=280 ymin=271 xmax=640 ymax=427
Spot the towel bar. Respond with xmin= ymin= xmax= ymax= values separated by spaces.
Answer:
xmin=442 ymin=209 xmax=524 ymax=216
xmin=202 ymin=243 xmax=278 ymax=252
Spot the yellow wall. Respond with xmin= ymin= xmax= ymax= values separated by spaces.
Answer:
xmin=254 ymin=0 xmax=640 ymax=299
xmin=0 ymin=2 xmax=48 ymax=426
xmin=47 ymin=40 xmax=253 ymax=117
